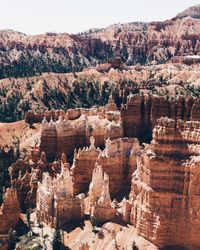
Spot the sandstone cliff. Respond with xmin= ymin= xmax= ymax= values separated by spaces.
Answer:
xmin=0 ymin=7 xmax=200 ymax=79
xmin=125 ymin=117 xmax=200 ymax=248
xmin=0 ymin=188 xmax=20 ymax=234
xmin=121 ymin=93 xmax=200 ymax=141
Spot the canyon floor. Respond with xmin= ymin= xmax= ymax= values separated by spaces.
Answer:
xmin=17 ymin=212 xmax=158 ymax=250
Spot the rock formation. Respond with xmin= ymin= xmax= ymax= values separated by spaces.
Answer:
xmin=2 ymin=5 xmax=200 ymax=249
xmin=40 ymin=105 xmax=122 ymax=160
xmin=89 ymin=164 xmax=116 ymax=223
xmin=10 ymin=150 xmax=52 ymax=210
xmin=0 ymin=189 xmax=20 ymax=234
xmin=121 ymin=93 xmax=200 ymax=140
xmin=123 ymin=117 xmax=200 ymax=248
xmin=1 ymin=62 xmax=200 ymax=123
xmin=4 ymin=89 xmax=200 ymax=249
xmin=71 ymin=136 xmax=140 ymax=198
xmin=71 ymin=136 xmax=101 ymax=196
xmin=36 ymin=162 xmax=84 ymax=227
xmin=95 ymin=56 xmax=129 ymax=73
xmin=0 ymin=8 xmax=200 ymax=80
xmin=176 ymin=5 xmax=200 ymax=19
xmin=97 ymin=137 xmax=140 ymax=197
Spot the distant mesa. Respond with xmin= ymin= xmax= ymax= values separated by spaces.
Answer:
xmin=176 ymin=5 xmax=200 ymax=19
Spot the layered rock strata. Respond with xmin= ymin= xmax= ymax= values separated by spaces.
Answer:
xmin=25 ymin=96 xmax=117 ymax=124
xmin=40 ymin=102 xmax=121 ymax=160
xmin=71 ymin=137 xmax=139 ymax=197
xmin=12 ymin=135 xmax=139 ymax=214
xmin=121 ymin=94 xmax=200 ymax=140
xmin=36 ymin=163 xmax=84 ymax=227
xmin=97 ymin=137 xmax=140 ymax=197
xmin=124 ymin=117 xmax=200 ymax=248
xmin=0 ymin=189 xmax=20 ymax=234
xmin=71 ymin=137 xmax=101 ymax=196
xmin=10 ymin=151 xmax=73 ymax=210
xmin=89 ymin=165 xmax=116 ymax=223
xmin=1 ymin=10 xmax=200 ymax=79
xmin=10 ymin=150 xmax=54 ymax=210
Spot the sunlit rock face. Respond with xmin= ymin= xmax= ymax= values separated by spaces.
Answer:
xmin=40 ymin=101 xmax=122 ymax=161
xmin=1 ymin=13 xmax=200 ymax=79
xmin=34 ymin=135 xmax=140 ymax=226
xmin=0 ymin=189 xmax=20 ymax=234
xmin=124 ymin=117 xmax=200 ymax=248
xmin=36 ymin=162 xmax=84 ymax=227
xmin=4 ymin=91 xmax=200 ymax=249
xmin=176 ymin=5 xmax=200 ymax=19
xmin=97 ymin=137 xmax=140 ymax=197
xmin=10 ymin=150 xmax=53 ymax=210
xmin=71 ymin=136 xmax=101 ymax=196
xmin=71 ymin=136 xmax=140 ymax=197
xmin=121 ymin=93 xmax=200 ymax=141
xmin=88 ymin=164 xmax=116 ymax=223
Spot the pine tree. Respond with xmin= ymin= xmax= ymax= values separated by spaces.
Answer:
xmin=26 ymin=208 xmax=32 ymax=231
xmin=132 ymin=241 xmax=139 ymax=250
xmin=7 ymin=229 xmax=17 ymax=250
xmin=52 ymin=213 xmax=62 ymax=250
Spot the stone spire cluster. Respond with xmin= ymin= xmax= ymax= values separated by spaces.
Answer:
xmin=4 ymin=92 xmax=200 ymax=249
xmin=36 ymin=161 xmax=84 ymax=227
xmin=89 ymin=164 xmax=116 ymax=222
xmin=0 ymin=189 xmax=20 ymax=234
xmin=40 ymin=102 xmax=122 ymax=160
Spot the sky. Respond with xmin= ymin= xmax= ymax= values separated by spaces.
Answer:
xmin=0 ymin=0 xmax=199 ymax=35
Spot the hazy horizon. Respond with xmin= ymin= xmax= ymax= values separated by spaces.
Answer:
xmin=0 ymin=0 xmax=200 ymax=35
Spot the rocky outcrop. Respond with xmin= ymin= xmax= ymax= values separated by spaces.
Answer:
xmin=121 ymin=94 xmax=200 ymax=141
xmin=121 ymin=94 xmax=152 ymax=140
xmin=124 ymin=117 xmax=200 ymax=248
xmin=10 ymin=150 xmax=51 ymax=210
xmin=95 ymin=56 xmax=129 ymax=73
xmin=89 ymin=164 xmax=116 ymax=223
xmin=10 ymin=135 xmax=139 ymax=211
xmin=10 ymin=149 xmax=63 ymax=210
xmin=70 ymin=136 xmax=139 ymax=197
xmin=6 ymin=97 xmax=200 ymax=249
xmin=97 ymin=137 xmax=140 ymax=197
xmin=176 ymin=5 xmax=200 ymax=19
xmin=40 ymin=107 xmax=122 ymax=160
xmin=71 ymin=137 xmax=101 ymax=196
xmin=25 ymin=95 xmax=117 ymax=125
xmin=36 ymin=163 xmax=84 ymax=227
xmin=0 ymin=189 xmax=20 ymax=234
xmin=1 ymin=63 xmax=200 ymax=123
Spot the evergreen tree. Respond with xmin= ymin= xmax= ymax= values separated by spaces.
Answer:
xmin=26 ymin=208 xmax=31 ymax=229
xmin=132 ymin=241 xmax=139 ymax=250
xmin=7 ymin=229 xmax=17 ymax=250
xmin=52 ymin=213 xmax=62 ymax=250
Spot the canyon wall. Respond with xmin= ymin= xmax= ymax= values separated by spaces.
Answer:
xmin=124 ymin=117 xmax=200 ymax=248
xmin=121 ymin=94 xmax=200 ymax=141
xmin=89 ymin=165 xmax=116 ymax=223
xmin=40 ymin=100 xmax=122 ymax=160
xmin=36 ymin=163 xmax=84 ymax=227
xmin=1 ymin=12 xmax=200 ymax=79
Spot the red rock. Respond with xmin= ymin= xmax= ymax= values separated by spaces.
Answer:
xmin=0 ymin=189 xmax=20 ymax=234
